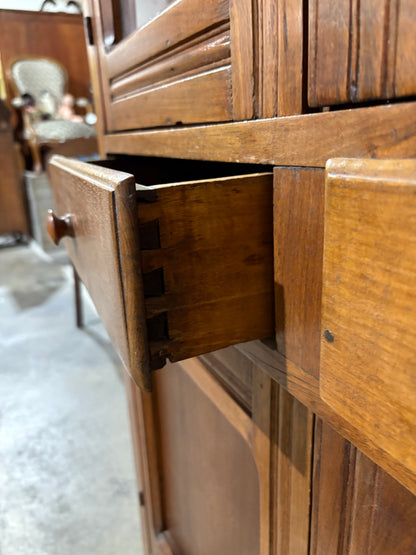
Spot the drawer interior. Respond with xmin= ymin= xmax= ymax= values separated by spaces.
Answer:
xmin=95 ymin=154 xmax=273 ymax=186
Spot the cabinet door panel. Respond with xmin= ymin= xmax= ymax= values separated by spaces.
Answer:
xmin=311 ymin=420 xmax=416 ymax=555
xmin=93 ymin=0 xmax=237 ymax=131
xmin=309 ymin=0 xmax=416 ymax=107
xmin=154 ymin=360 xmax=260 ymax=555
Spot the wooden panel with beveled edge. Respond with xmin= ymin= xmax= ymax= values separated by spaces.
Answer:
xmin=199 ymin=347 xmax=314 ymax=555
xmin=109 ymin=66 xmax=232 ymax=131
xmin=270 ymin=383 xmax=314 ymax=555
xmin=308 ymin=0 xmax=416 ymax=107
xmin=153 ymin=358 xmax=261 ymax=555
xmin=97 ymin=0 xmax=233 ymax=131
xmin=310 ymin=419 xmax=416 ymax=555
xmin=105 ymin=0 xmax=229 ymax=81
xmin=320 ymin=158 xmax=416 ymax=480
xmin=48 ymin=155 xmax=151 ymax=391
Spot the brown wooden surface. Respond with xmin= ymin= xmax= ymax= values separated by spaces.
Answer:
xmin=237 ymin=339 xmax=416 ymax=495
xmin=396 ymin=0 xmax=416 ymax=97
xmin=83 ymin=0 xmax=106 ymax=157
xmin=251 ymin=366 xmax=273 ymax=555
xmin=310 ymin=420 xmax=416 ymax=555
xmin=48 ymin=155 xmax=151 ymax=390
xmin=110 ymin=25 xmax=230 ymax=100
xmin=0 ymin=10 xmax=91 ymax=103
xmin=308 ymin=0 xmax=416 ymax=106
xmin=276 ymin=0 xmax=304 ymax=116
xmin=271 ymin=384 xmax=314 ymax=554
xmin=200 ymin=349 xmax=314 ymax=555
xmin=320 ymin=157 xmax=416 ymax=480
xmin=105 ymin=0 xmax=229 ymax=80
xmin=109 ymin=66 xmax=232 ymax=131
xmin=274 ymin=167 xmax=324 ymax=378
xmin=255 ymin=0 xmax=278 ymax=118
xmin=137 ymin=173 xmax=274 ymax=362
xmin=200 ymin=346 xmax=254 ymax=413
xmin=0 ymin=125 xmax=29 ymax=235
xmin=153 ymin=359 xmax=261 ymax=555
xmin=80 ymin=1 xmax=416 ymax=551
xmin=103 ymin=101 xmax=416 ymax=165
xmin=230 ymin=0 xmax=253 ymax=120
xmin=123 ymin=372 xmax=153 ymax=554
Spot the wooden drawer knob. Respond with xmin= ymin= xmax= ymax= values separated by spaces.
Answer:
xmin=46 ymin=209 xmax=75 ymax=245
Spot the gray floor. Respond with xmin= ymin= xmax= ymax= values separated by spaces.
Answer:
xmin=0 ymin=242 xmax=144 ymax=555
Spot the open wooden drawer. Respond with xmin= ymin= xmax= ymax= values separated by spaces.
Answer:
xmin=47 ymin=155 xmax=274 ymax=390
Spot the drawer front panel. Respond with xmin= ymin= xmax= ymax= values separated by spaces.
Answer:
xmin=309 ymin=0 xmax=416 ymax=107
xmin=48 ymin=155 xmax=151 ymax=390
xmin=320 ymin=158 xmax=416 ymax=476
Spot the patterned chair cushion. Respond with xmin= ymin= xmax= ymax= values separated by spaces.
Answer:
xmin=32 ymin=119 xmax=96 ymax=142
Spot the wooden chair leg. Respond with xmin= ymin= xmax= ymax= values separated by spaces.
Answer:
xmin=73 ymin=265 xmax=83 ymax=328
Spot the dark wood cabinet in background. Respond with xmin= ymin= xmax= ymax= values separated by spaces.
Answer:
xmin=48 ymin=0 xmax=416 ymax=553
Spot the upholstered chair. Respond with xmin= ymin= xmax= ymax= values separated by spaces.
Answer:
xmin=8 ymin=56 xmax=96 ymax=173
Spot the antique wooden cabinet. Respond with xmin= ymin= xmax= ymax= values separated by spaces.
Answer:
xmin=47 ymin=0 xmax=416 ymax=553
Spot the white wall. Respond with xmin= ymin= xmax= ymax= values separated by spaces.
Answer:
xmin=0 ymin=0 xmax=82 ymax=12
xmin=0 ymin=0 xmax=43 ymax=9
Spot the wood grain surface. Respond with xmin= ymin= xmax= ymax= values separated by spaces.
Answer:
xmin=0 ymin=124 xmax=28 ymax=235
xmin=110 ymin=25 xmax=230 ymax=100
xmin=48 ymin=155 xmax=151 ymax=390
xmin=105 ymin=0 xmax=229 ymax=80
xmin=153 ymin=359 xmax=260 ymax=555
xmin=320 ymin=158 xmax=416 ymax=480
xmin=276 ymin=0 xmax=304 ymax=115
xmin=310 ymin=420 xmax=416 ymax=555
xmin=309 ymin=0 xmax=416 ymax=106
xmin=230 ymin=0 xmax=254 ymax=119
xmin=109 ymin=66 xmax=232 ymax=131
xmin=137 ymin=172 xmax=274 ymax=361
xmin=270 ymin=384 xmax=314 ymax=554
xmin=103 ymin=102 xmax=416 ymax=165
xmin=274 ymin=167 xmax=325 ymax=378
xmin=237 ymin=338 xmax=416 ymax=495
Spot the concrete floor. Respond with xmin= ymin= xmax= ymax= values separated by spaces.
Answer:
xmin=0 ymin=242 xmax=144 ymax=554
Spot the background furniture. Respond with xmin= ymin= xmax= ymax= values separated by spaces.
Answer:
xmin=0 ymin=9 xmax=91 ymax=103
xmin=0 ymin=100 xmax=29 ymax=237
xmin=48 ymin=1 xmax=416 ymax=553
xmin=0 ymin=9 xmax=96 ymax=170
xmin=9 ymin=56 xmax=96 ymax=172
